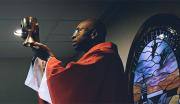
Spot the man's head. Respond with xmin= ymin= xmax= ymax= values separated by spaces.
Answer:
xmin=72 ymin=19 xmax=106 ymax=51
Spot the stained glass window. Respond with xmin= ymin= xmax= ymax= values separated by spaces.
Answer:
xmin=133 ymin=28 xmax=180 ymax=104
xmin=125 ymin=14 xmax=180 ymax=104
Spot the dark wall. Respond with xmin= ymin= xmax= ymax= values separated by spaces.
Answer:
xmin=102 ymin=1 xmax=180 ymax=68
xmin=0 ymin=58 xmax=37 ymax=104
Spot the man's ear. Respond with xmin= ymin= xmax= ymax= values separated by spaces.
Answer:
xmin=90 ymin=29 xmax=98 ymax=40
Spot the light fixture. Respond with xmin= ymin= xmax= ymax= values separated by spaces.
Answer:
xmin=14 ymin=29 xmax=23 ymax=37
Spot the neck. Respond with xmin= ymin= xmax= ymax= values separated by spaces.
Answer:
xmin=83 ymin=41 xmax=103 ymax=52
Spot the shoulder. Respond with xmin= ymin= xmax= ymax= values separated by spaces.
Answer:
xmin=78 ymin=42 xmax=119 ymax=62
xmin=88 ymin=42 xmax=118 ymax=55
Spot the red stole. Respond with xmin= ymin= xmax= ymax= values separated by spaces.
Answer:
xmin=46 ymin=42 xmax=127 ymax=104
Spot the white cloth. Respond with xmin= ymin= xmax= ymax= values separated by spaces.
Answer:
xmin=25 ymin=57 xmax=52 ymax=103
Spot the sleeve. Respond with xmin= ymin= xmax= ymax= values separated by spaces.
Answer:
xmin=25 ymin=57 xmax=46 ymax=91
xmin=38 ymin=60 xmax=52 ymax=104
xmin=46 ymin=50 xmax=106 ymax=79
xmin=24 ymin=57 xmax=52 ymax=103
xmin=46 ymin=50 xmax=111 ymax=104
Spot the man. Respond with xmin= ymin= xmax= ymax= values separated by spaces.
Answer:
xmin=25 ymin=18 xmax=127 ymax=104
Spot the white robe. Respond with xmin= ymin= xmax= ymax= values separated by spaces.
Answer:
xmin=25 ymin=57 xmax=52 ymax=103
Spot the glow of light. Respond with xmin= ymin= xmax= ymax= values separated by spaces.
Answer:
xmin=14 ymin=29 xmax=23 ymax=37
xmin=158 ymin=34 xmax=165 ymax=39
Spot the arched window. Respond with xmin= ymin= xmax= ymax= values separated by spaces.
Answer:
xmin=126 ymin=14 xmax=180 ymax=104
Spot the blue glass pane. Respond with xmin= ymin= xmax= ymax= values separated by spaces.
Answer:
xmin=133 ymin=39 xmax=179 ymax=103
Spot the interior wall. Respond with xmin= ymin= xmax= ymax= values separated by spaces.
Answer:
xmin=104 ymin=1 xmax=180 ymax=69
xmin=0 ymin=58 xmax=37 ymax=104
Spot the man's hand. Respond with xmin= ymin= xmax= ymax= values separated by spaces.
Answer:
xmin=30 ymin=42 xmax=55 ymax=61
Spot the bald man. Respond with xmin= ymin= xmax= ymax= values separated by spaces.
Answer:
xmin=25 ymin=19 xmax=127 ymax=104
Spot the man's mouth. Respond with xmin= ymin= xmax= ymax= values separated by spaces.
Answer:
xmin=72 ymin=41 xmax=77 ymax=46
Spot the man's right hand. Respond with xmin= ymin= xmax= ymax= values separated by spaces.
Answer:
xmin=30 ymin=42 xmax=55 ymax=61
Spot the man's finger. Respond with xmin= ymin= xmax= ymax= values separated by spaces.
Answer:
xmin=31 ymin=42 xmax=44 ymax=47
xmin=30 ymin=42 xmax=47 ymax=50
xmin=31 ymin=42 xmax=41 ymax=46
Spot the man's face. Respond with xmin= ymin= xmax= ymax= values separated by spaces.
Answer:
xmin=72 ymin=20 xmax=94 ymax=51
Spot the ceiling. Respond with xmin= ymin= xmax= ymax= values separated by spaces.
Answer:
xmin=1 ymin=0 xmax=180 ymax=59
xmin=0 ymin=0 xmax=114 ymax=59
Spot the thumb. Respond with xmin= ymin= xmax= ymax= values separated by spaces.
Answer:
xmin=31 ymin=42 xmax=54 ymax=56
xmin=31 ymin=42 xmax=47 ymax=49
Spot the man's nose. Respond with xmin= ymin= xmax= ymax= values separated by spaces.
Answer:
xmin=72 ymin=33 xmax=76 ymax=39
xmin=23 ymin=35 xmax=35 ymax=47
